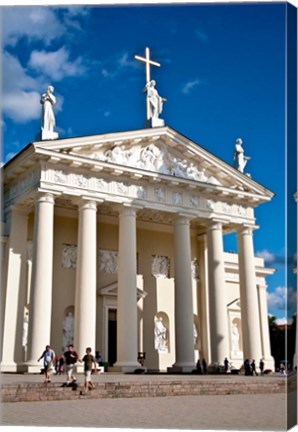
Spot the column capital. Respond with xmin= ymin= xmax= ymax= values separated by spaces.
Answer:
xmin=73 ymin=199 xmax=97 ymax=212
xmin=206 ymin=219 xmax=227 ymax=230
xmin=237 ymin=224 xmax=259 ymax=235
xmin=117 ymin=205 xmax=139 ymax=217
xmin=34 ymin=192 xmax=55 ymax=205
xmin=174 ymin=215 xmax=191 ymax=226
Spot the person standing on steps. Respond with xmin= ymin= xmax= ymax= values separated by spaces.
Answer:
xmin=80 ymin=347 xmax=97 ymax=395
xmin=38 ymin=345 xmax=55 ymax=383
xmin=64 ymin=344 xmax=78 ymax=385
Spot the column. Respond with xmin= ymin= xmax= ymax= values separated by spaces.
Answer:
xmin=207 ymin=221 xmax=229 ymax=364
xmin=0 ymin=207 xmax=29 ymax=372
xmin=172 ymin=216 xmax=195 ymax=371
xmin=25 ymin=193 xmax=55 ymax=371
xmin=114 ymin=206 xmax=139 ymax=372
xmin=257 ymin=284 xmax=275 ymax=370
xmin=197 ymin=234 xmax=211 ymax=364
xmin=237 ymin=226 xmax=262 ymax=362
xmin=74 ymin=200 xmax=97 ymax=360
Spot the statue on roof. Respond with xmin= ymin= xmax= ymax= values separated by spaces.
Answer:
xmin=144 ymin=80 xmax=166 ymax=119
xmin=134 ymin=47 xmax=166 ymax=128
xmin=40 ymin=85 xmax=59 ymax=140
xmin=233 ymin=138 xmax=250 ymax=173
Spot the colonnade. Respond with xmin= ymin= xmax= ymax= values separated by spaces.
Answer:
xmin=1 ymin=192 xmax=268 ymax=372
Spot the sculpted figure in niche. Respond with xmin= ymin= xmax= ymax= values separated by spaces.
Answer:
xmin=63 ymin=312 xmax=74 ymax=350
xmin=231 ymin=322 xmax=240 ymax=354
xmin=154 ymin=316 xmax=168 ymax=352
xmin=22 ymin=311 xmax=29 ymax=348
xmin=41 ymin=85 xmax=56 ymax=133
xmin=193 ymin=322 xmax=198 ymax=347
xmin=233 ymin=138 xmax=251 ymax=173
xmin=145 ymin=80 xmax=166 ymax=119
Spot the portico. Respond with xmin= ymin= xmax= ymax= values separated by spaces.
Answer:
xmin=1 ymin=126 xmax=275 ymax=373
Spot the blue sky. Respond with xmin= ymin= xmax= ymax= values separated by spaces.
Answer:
xmin=1 ymin=2 xmax=297 ymax=322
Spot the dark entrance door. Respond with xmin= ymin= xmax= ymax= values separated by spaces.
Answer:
xmin=108 ymin=309 xmax=117 ymax=366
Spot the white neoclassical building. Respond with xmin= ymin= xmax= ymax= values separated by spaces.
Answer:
xmin=1 ymin=125 xmax=275 ymax=373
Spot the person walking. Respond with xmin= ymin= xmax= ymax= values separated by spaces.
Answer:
xmin=251 ymin=359 xmax=258 ymax=376
xmin=202 ymin=358 xmax=208 ymax=374
xmin=64 ymin=344 xmax=78 ymax=385
xmin=259 ymin=358 xmax=265 ymax=375
xmin=80 ymin=347 xmax=97 ymax=395
xmin=224 ymin=357 xmax=229 ymax=373
xmin=38 ymin=345 xmax=55 ymax=383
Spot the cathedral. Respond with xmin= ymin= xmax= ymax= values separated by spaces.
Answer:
xmin=1 ymin=48 xmax=275 ymax=373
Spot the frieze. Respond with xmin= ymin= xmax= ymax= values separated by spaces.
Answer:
xmin=73 ymin=174 xmax=88 ymax=188
xmin=154 ymin=187 xmax=166 ymax=202
xmin=172 ymin=192 xmax=183 ymax=206
xmin=54 ymin=170 xmax=67 ymax=184
xmin=95 ymin=178 xmax=109 ymax=191
xmin=136 ymin=186 xmax=147 ymax=199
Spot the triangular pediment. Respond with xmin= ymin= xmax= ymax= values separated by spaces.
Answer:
xmin=33 ymin=126 xmax=273 ymax=200
xmin=227 ymin=298 xmax=241 ymax=311
xmin=98 ymin=282 xmax=147 ymax=300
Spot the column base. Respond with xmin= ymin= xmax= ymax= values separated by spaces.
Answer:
xmin=112 ymin=361 xmax=141 ymax=373
xmin=262 ymin=356 xmax=275 ymax=372
xmin=168 ymin=363 xmax=196 ymax=373
xmin=0 ymin=362 xmax=26 ymax=373
xmin=22 ymin=360 xmax=44 ymax=374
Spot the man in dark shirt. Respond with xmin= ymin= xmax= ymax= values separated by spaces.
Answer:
xmin=64 ymin=344 xmax=78 ymax=385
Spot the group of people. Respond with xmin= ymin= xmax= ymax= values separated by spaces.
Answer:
xmin=38 ymin=344 xmax=102 ymax=394
xmin=243 ymin=358 xmax=265 ymax=376
xmin=195 ymin=358 xmax=208 ymax=374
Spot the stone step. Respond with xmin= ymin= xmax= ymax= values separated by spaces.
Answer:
xmin=1 ymin=376 xmax=291 ymax=403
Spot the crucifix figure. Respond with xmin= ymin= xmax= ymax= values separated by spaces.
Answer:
xmin=134 ymin=47 xmax=166 ymax=122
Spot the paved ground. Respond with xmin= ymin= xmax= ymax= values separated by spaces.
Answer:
xmin=0 ymin=392 xmax=287 ymax=430
xmin=0 ymin=372 xmax=295 ymax=431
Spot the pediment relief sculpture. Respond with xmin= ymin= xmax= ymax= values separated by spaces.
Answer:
xmin=86 ymin=143 xmax=221 ymax=185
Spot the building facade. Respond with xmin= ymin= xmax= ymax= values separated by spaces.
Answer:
xmin=1 ymin=126 xmax=275 ymax=373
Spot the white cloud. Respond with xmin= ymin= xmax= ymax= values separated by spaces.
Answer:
xmin=2 ymin=50 xmax=64 ymax=123
xmin=3 ymin=90 xmax=41 ymax=123
xmin=275 ymin=317 xmax=294 ymax=326
xmin=28 ymin=47 xmax=86 ymax=81
xmin=2 ymin=51 xmax=41 ymax=123
xmin=256 ymin=249 xmax=276 ymax=263
xmin=3 ymin=7 xmax=65 ymax=46
xmin=267 ymin=286 xmax=297 ymax=312
xmin=182 ymin=79 xmax=200 ymax=94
